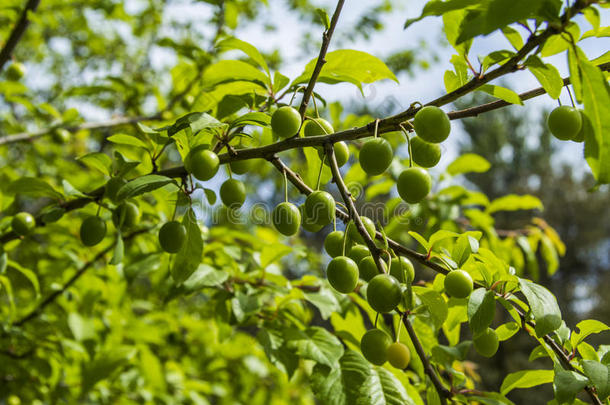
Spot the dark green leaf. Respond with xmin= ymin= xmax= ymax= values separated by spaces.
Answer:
xmin=519 ymin=278 xmax=562 ymax=337
xmin=7 ymin=177 xmax=63 ymax=200
xmin=553 ymin=370 xmax=589 ymax=404
xmin=116 ymin=175 xmax=176 ymax=201
xmin=500 ymin=369 xmax=554 ymax=395
xmin=77 ymin=152 xmax=113 ymax=176
xmin=171 ymin=209 xmax=203 ymax=283
xmin=583 ymin=360 xmax=610 ymax=400
xmin=468 ymin=288 xmax=496 ymax=336
xmin=284 ymin=327 xmax=344 ymax=367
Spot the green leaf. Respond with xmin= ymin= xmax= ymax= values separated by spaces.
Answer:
xmin=202 ymin=60 xmax=268 ymax=89
xmin=525 ymin=55 xmax=563 ymax=99
xmin=231 ymin=291 xmax=262 ymax=323
xmin=486 ymin=194 xmax=543 ymax=214
xmin=452 ymin=234 xmax=479 ymax=267
xmin=404 ymin=0 xmax=480 ymax=29
xmin=182 ymin=263 xmax=229 ymax=291
xmin=518 ymin=278 xmax=562 ymax=337
xmin=82 ymin=347 xmax=136 ymax=394
xmin=67 ymin=312 xmax=96 ymax=341
xmin=583 ymin=360 xmax=610 ymax=400
xmin=0 ymin=252 xmax=6 ymax=274
xmin=293 ymin=50 xmax=398 ymax=93
xmin=171 ymin=209 xmax=203 ymax=284
xmin=447 ymin=153 xmax=491 ymax=176
xmin=468 ymin=288 xmax=496 ymax=336
xmin=216 ymin=37 xmax=270 ymax=77
xmin=7 ymin=260 xmax=40 ymax=298
xmin=109 ymin=234 xmax=124 ymax=265
xmin=203 ymin=188 xmax=216 ymax=205
xmin=77 ymin=152 xmax=113 ymax=176
xmin=501 ymin=26 xmax=523 ymax=50
xmin=571 ymin=319 xmax=610 ymax=347
xmin=496 ymin=322 xmax=519 ymax=341
xmin=315 ymin=8 xmax=330 ymax=30
xmin=168 ymin=112 xmax=225 ymax=137
xmin=478 ymin=84 xmax=523 ymax=105
xmin=229 ymin=112 xmax=271 ymax=129
xmin=408 ymin=231 xmax=431 ymax=251
xmin=116 ymin=175 xmax=176 ymax=201
xmin=310 ymin=349 xmax=414 ymax=405
xmin=413 ymin=286 xmax=448 ymax=330
xmin=261 ymin=244 xmax=293 ymax=268
xmin=140 ymin=346 xmax=166 ymax=391
xmin=107 ymin=133 xmax=148 ymax=149
xmin=8 ymin=177 xmax=63 ymax=200
xmin=284 ymin=327 xmax=344 ymax=367
xmin=305 ymin=289 xmax=342 ymax=320
xmin=554 ymin=370 xmax=589 ymax=404
xmin=428 ymin=230 xmax=460 ymax=249
xmin=541 ymin=23 xmax=580 ymax=57
xmin=500 ymin=369 xmax=554 ymax=395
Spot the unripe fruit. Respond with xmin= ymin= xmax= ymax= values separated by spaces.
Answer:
xmin=304 ymin=118 xmax=333 ymax=137
xmin=444 ymin=269 xmax=473 ymax=299
xmin=358 ymin=256 xmax=386 ymax=282
xmin=300 ymin=204 xmax=324 ymax=233
xmin=158 ymin=221 xmax=187 ymax=253
xmin=367 ymin=274 xmax=402 ymax=313
xmin=229 ymin=147 xmax=254 ymax=174
xmin=324 ymin=231 xmax=345 ymax=258
xmin=413 ymin=106 xmax=451 ymax=143
xmin=410 ymin=136 xmax=441 ymax=168
xmin=11 ymin=212 xmax=35 ymax=236
xmin=572 ymin=109 xmax=589 ymax=143
xmin=348 ymin=244 xmax=370 ymax=264
xmin=347 ymin=217 xmax=376 ymax=244
xmin=326 ymin=256 xmax=359 ymax=293
xmin=387 ymin=342 xmax=411 ymax=369
xmin=105 ymin=177 xmax=127 ymax=203
xmin=52 ymin=128 xmax=71 ymax=144
xmin=186 ymin=148 xmax=219 ymax=181
xmin=389 ymin=256 xmax=415 ymax=283
xmin=112 ymin=202 xmax=139 ymax=230
xmin=80 ymin=216 xmax=107 ymax=246
xmin=318 ymin=141 xmax=349 ymax=167
xmin=547 ymin=105 xmax=582 ymax=141
xmin=6 ymin=62 xmax=26 ymax=81
xmin=220 ymin=179 xmax=246 ymax=208
xmin=473 ymin=328 xmax=499 ymax=357
xmin=272 ymin=202 xmax=301 ymax=236
xmin=397 ymin=167 xmax=431 ymax=204
xmin=360 ymin=329 xmax=392 ymax=365
xmin=360 ymin=138 xmax=393 ymax=175
xmin=304 ymin=190 xmax=335 ymax=227
xmin=271 ymin=106 xmax=301 ymax=138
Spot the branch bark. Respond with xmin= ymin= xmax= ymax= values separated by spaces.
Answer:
xmin=0 ymin=0 xmax=41 ymax=72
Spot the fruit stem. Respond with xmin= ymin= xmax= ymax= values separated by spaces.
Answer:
xmin=289 ymin=85 xmax=305 ymax=106
xmin=395 ymin=314 xmax=403 ymax=342
xmin=311 ymin=93 xmax=320 ymax=118
xmin=341 ymin=228 xmax=349 ymax=256
xmin=96 ymin=204 xmax=102 ymax=217
xmin=333 ymin=213 xmax=337 ymax=232
xmin=565 ymin=84 xmax=575 ymax=107
xmin=373 ymin=118 xmax=380 ymax=138
xmin=399 ymin=123 xmax=414 ymax=168
xmin=315 ymin=151 xmax=325 ymax=190
xmin=283 ymin=169 xmax=289 ymax=203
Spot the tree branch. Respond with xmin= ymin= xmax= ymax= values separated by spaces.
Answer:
xmin=298 ymin=0 xmax=345 ymax=118
xmin=0 ymin=0 xmax=41 ymax=72
xmin=13 ymin=228 xmax=149 ymax=327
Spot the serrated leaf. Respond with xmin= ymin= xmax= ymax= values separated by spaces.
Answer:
xmin=583 ymin=360 xmax=610 ymax=400
xmin=284 ymin=327 xmax=343 ymax=367
xmin=501 ymin=26 xmax=523 ymax=50
xmin=519 ymin=278 xmax=562 ymax=337
xmin=554 ymin=370 xmax=589 ymax=404
xmin=500 ymin=369 xmax=554 ymax=395
xmin=404 ymin=0 xmax=480 ymax=29
xmin=116 ymin=175 xmax=176 ymax=201
xmin=171 ymin=209 xmax=203 ymax=283
xmin=7 ymin=177 xmax=63 ymax=200
xmin=468 ymin=288 xmax=496 ymax=336
xmin=447 ymin=153 xmax=491 ymax=176
xmin=202 ymin=60 xmax=268 ymax=90
xmin=316 ymin=8 xmax=330 ymax=29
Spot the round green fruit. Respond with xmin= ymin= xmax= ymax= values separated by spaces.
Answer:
xmin=105 ymin=177 xmax=127 ymax=203
xmin=324 ymin=231 xmax=346 ymax=258
xmin=572 ymin=109 xmax=590 ymax=143
xmin=397 ymin=167 xmax=431 ymax=204
xmin=413 ymin=106 xmax=451 ymax=143
xmin=304 ymin=190 xmax=335 ymax=227
xmin=220 ymin=179 xmax=246 ymax=208
xmin=6 ymin=62 xmax=26 ymax=81
xmin=271 ymin=106 xmax=301 ymax=138
xmin=229 ymin=147 xmax=255 ymax=174
xmin=410 ymin=136 xmax=441 ymax=168
xmin=112 ymin=202 xmax=139 ymax=230
xmin=52 ymin=128 xmax=71 ymax=144
xmin=186 ymin=148 xmax=219 ymax=181
xmin=80 ymin=216 xmax=107 ymax=246
xmin=272 ymin=202 xmax=301 ymax=236
xmin=367 ymin=274 xmax=402 ymax=313
xmin=358 ymin=256 xmax=386 ymax=282
xmin=389 ymin=256 xmax=415 ymax=283
xmin=387 ymin=342 xmax=411 ymax=369
xmin=347 ymin=217 xmax=376 ymax=244
xmin=348 ymin=244 xmax=370 ymax=264
xmin=158 ymin=221 xmax=187 ymax=253
xmin=473 ymin=328 xmax=499 ymax=358
xmin=360 ymin=329 xmax=392 ymax=366
xmin=326 ymin=256 xmax=359 ymax=293
xmin=299 ymin=204 xmax=324 ymax=233
xmin=11 ymin=212 xmax=35 ymax=236
xmin=304 ymin=118 xmax=334 ymax=137
xmin=360 ymin=138 xmax=393 ymax=175
xmin=318 ymin=141 xmax=349 ymax=167
xmin=547 ymin=105 xmax=582 ymax=141
xmin=444 ymin=269 xmax=473 ymax=299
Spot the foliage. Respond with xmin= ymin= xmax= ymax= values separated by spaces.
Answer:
xmin=1 ymin=0 xmax=609 ymax=404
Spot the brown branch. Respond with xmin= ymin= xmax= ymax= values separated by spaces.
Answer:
xmin=298 ymin=0 xmax=345 ymax=118
xmin=0 ymin=0 xmax=41 ymax=72
xmin=324 ymin=143 xmax=385 ymax=272
xmin=13 ymin=228 xmax=149 ymax=327
xmin=401 ymin=314 xmax=451 ymax=403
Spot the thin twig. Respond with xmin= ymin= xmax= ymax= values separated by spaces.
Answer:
xmin=0 ymin=0 xmax=41 ymax=72
xmin=298 ymin=0 xmax=346 ymax=118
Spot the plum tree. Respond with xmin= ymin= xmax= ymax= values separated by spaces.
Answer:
xmin=271 ymin=106 xmax=302 ymax=138
xmin=444 ymin=270 xmax=473 ymax=298
xmin=158 ymin=221 xmax=187 ymax=253
xmin=359 ymin=137 xmax=393 ymax=175
xmin=360 ymin=329 xmax=392 ymax=366
xmin=326 ymin=256 xmax=359 ymax=293
xmin=397 ymin=167 xmax=431 ymax=203
xmin=367 ymin=274 xmax=402 ymax=313
xmin=412 ymin=106 xmax=451 ymax=143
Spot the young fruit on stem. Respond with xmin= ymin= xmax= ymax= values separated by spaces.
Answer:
xmin=303 ymin=118 xmax=333 ymax=137
xmin=367 ymin=274 xmax=402 ymax=313
xmin=80 ymin=216 xmax=107 ymax=246
xmin=387 ymin=342 xmax=411 ymax=369
xmin=444 ymin=269 xmax=473 ymax=299
xmin=326 ymin=256 xmax=359 ymax=293
xmin=359 ymin=137 xmax=393 ymax=175
xmin=12 ymin=212 xmax=35 ymax=236
xmin=473 ymin=328 xmax=499 ymax=357
xmin=186 ymin=148 xmax=220 ymax=181
xmin=158 ymin=221 xmax=187 ymax=253
xmin=271 ymin=106 xmax=302 ymax=138
xmin=348 ymin=244 xmax=370 ymax=264
xmin=410 ymin=136 xmax=441 ymax=168
xmin=304 ymin=190 xmax=335 ymax=227
xmin=318 ymin=141 xmax=349 ymax=167
xmin=361 ymin=329 xmax=392 ymax=366
xmin=220 ymin=179 xmax=246 ymax=208
xmin=324 ymin=231 xmax=345 ymax=257
xmin=389 ymin=256 xmax=415 ymax=283
xmin=413 ymin=106 xmax=451 ymax=143
xmin=272 ymin=202 xmax=301 ymax=236
xmin=547 ymin=105 xmax=582 ymax=141
xmin=359 ymin=256 xmax=385 ymax=282
xmin=112 ymin=202 xmax=140 ymax=230
xmin=397 ymin=167 xmax=431 ymax=204
xmin=347 ymin=217 xmax=376 ymax=244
